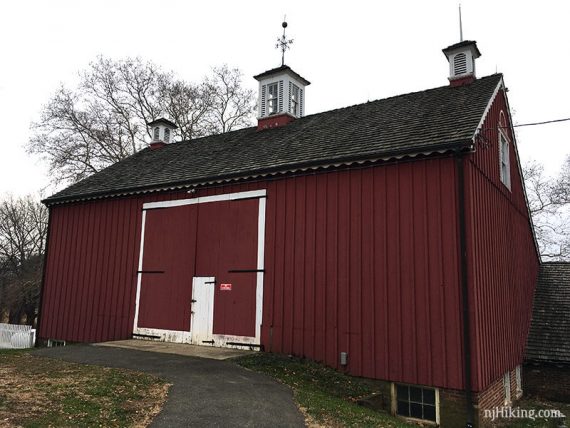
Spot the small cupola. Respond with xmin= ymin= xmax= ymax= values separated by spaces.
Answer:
xmin=147 ymin=117 xmax=177 ymax=149
xmin=254 ymin=65 xmax=310 ymax=130
xmin=442 ymin=40 xmax=481 ymax=87
xmin=254 ymin=20 xmax=311 ymax=130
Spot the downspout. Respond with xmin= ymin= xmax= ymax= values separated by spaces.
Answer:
xmin=35 ymin=206 xmax=52 ymax=347
xmin=456 ymin=153 xmax=474 ymax=427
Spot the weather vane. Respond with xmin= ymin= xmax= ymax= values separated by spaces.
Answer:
xmin=276 ymin=17 xmax=293 ymax=66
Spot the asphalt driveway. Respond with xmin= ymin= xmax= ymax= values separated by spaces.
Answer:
xmin=33 ymin=344 xmax=305 ymax=428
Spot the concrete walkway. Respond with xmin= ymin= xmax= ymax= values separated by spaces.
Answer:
xmin=33 ymin=344 xmax=305 ymax=428
xmin=96 ymin=339 xmax=254 ymax=360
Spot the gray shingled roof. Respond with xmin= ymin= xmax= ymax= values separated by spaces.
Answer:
xmin=526 ymin=262 xmax=570 ymax=363
xmin=44 ymin=74 xmax=503 ymax=205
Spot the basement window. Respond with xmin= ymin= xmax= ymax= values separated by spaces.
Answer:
xmin=394 ymin=384 xmax=438 ymax=423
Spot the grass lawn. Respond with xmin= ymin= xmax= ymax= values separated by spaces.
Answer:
xmin=235 ymin=352 xmax=415 ymax=427
xmin=0 ymin=349 xmax=169 ymax=427
xmin=236 ymin=353 xmax=570 ymax=428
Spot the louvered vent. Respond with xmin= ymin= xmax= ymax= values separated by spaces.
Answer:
xmin=278 ymin=80 xmax=284 ymax=113
xmin=288 ymin=81 xmax=292 ymax=113
xmin=300 ymin=89 xmax=304 ymax=117
xmin=261 ymin=85 xmax=266 ymax=117
xmin=453 ymin=53 xmax=467 ymax=76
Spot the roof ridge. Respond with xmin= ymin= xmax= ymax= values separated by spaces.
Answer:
xmin=174 ymin=73 xmax=504 ymax=146
xmin=299 ymin=73 xmax=503 ymax=120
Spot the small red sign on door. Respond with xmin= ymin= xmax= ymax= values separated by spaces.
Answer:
xmin=220 ymin=283 xmax=232 ymax=291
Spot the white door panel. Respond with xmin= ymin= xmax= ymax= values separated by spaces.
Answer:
xmin=191 ymin=277 xmax=215 ymax=345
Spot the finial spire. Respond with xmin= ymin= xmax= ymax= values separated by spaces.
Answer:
xmin=459 ymin=4 xmax=464 ymax=42
xmin=276 ymin=16 xmax=293 ymax=66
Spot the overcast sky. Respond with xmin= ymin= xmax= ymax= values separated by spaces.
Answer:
xmin=1 ymin=0 xmax=568 ymax=198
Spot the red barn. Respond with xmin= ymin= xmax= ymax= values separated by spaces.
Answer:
xmin=38 ymin=40 xmax=539 ymax=426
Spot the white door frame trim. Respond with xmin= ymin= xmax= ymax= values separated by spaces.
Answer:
xmin=133 ymin=189 xmax=267 ymax=345
xmin=142 ymin=189 xmax=267 ymax=211
xmin=255 ymin=196 xmax=266 ymax=341
xmin=132 ymin=210 xmax=147 ymax=334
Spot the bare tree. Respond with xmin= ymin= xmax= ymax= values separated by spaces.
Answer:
xmin=0 ymin=195 xmax=48 ymax=325
xmin=204 ymin=65 xmax=256 ymax=133
xmin=552 ymin=155 xmax=570 ymax=204
xmin=157 ymin=78 xmax=215 ymax=140
xmin=523 ymin=158 xmax=570 ymax=260
xmin=28 ymin=57 xmax=255 ymax=184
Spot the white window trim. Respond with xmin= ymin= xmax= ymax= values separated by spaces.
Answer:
xmin=515 ymin=365 xmax=523 ymax=398
xmin=291 ymin=83 xmax=300 ymax=116
xmin=503 ymin=372 xmax=512 ymax=406
xmin=390 ymin=383 xmax=440 ymax=426
xmin=499 ymin=129 xmax=511 ymax=190
xmin=267 ymin=82 xmax=279 ymax=115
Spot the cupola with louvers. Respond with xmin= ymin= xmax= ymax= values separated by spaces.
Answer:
xmin=442 ymin=40 xmax=481 ymax=87
xmin=254 ymin=65 xmax=310 ymax=130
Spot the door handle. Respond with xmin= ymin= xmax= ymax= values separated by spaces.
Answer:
xmin=191 ymin=299 xmax=197 ymax=303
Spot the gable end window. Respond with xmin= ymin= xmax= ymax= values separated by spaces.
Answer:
xmin=164 ymin=128 xmax=170 ymax=143
xmin=394 ymin=384 xmax=438 ymax=423
xmin=153 ymin=127 xmax=160 ymax=141
xmin=499 ymin=131 xmax=511 ymax=189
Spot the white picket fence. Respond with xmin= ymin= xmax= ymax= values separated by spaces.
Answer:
xmin=0 ymin=323 xmax=36 ymax=349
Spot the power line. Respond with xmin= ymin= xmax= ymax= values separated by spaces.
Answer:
xmin=513 ymin=117 xmax=570 ymax=128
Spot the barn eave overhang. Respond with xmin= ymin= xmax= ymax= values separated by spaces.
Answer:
xmin=42 ymin=140 xmax=473 ymax=207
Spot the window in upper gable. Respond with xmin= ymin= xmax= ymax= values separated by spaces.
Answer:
xmin=499 ymin=112 xmax=511 ymax=190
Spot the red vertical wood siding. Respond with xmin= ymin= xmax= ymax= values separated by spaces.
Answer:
xmin=138 ymin=205 xmax=198 ymax=331
xmin=40 ymin=157 xmax=465 ymax=389
xmin=259 ymin=158 xmax=464 ymax=389
xmin=41 ymin=197 xmax=144 ymax=342
xmin=195 ymin=199 xmax=259 ymax=337
xmin=465 ymin=89 xmax=540 ymax=391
